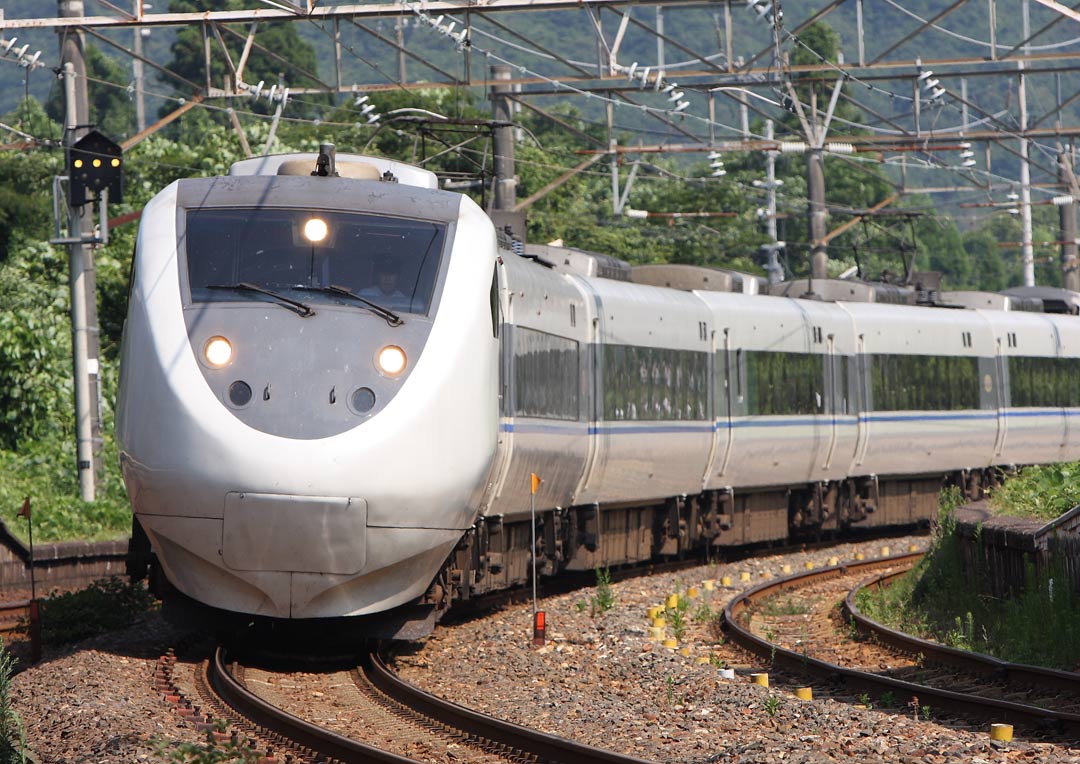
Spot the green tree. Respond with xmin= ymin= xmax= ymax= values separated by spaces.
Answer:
xmin=165 ymin=0 xmax=328 ymax=117
xmin=46 ymin=46 xmax=136 ymax=139
xmin=963 ymin=229 xmax=1007 ymax=292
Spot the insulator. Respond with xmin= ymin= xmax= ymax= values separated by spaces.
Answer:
xmin=1053 ymin=195 xmax=1075 ymax=206
xmin=826 ymin=142 xmax=854 ymax=154
xmin=779 ymin=141 xmax=808 ymax=154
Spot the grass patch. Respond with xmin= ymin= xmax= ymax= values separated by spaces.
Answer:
xmin=0 ymin=432 xmax=131 ymax=543
xmin=857 ymin=487 xmax=1080 ymax=670
xmin=0 ymin=640 xmax=25 ymax=763
xmin=988 ymin=461 xmax=1080 ymax=521
xmin=39 ymin=577 xmax=156 ymax=645
xmin=589 ymin=567 xmax=615 ymax=616
xmin=758 ymin=596 xmax=810 ymax=617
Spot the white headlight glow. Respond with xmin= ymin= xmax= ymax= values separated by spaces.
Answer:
xmin=376 ymin=345 xmax=407 ymax=376
xmin=204 ymin=336 xmax=233 ymax=366
xmin=303 ymin=217 xmax=329 ymax=243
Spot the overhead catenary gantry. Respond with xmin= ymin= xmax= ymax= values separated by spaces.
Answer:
xmin=4 ymin=0 xmax=1080 ymax=285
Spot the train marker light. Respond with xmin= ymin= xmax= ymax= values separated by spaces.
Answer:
xmin=204 ymin=337 xmax=233 ymax=367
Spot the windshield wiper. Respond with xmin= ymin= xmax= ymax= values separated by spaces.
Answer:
xmin=206 ymin=282 xmax=315 ymax=318
xmin=299 ymin=284 xmax=404 ymax=327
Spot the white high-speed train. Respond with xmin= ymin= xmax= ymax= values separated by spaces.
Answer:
xmin=117 ymin=146 xmax=1080 ymax=639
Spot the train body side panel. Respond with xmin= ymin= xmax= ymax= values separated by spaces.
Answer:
xmin=842 ymin=303 xmax=998 ymax=476
xmin=699 ymin=293 xmax=858 ymax=488
xmin=576 ymin=279 xmax=713 ymax=505
xmin=486 ymin=255 xmax=593 ymax=521
xmin=982 ymin=310 xmax=1067 ymax=466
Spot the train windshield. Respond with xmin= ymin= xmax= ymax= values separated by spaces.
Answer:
xmin=183 ymin=208 xmax=446 ymax=315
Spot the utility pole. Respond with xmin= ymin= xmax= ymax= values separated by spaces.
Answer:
xmin=59 ymin=0 xmax=101 ymax=502
xmin=491 ymin=64 xmax=516 ymax=211
xmin=760 ymin=120 xmax=784 ymax=284
xmin=1058 ymin=146 xmax=1080 ymax=291
xmin=132 ymin=1 xmax=147 ymax=133
xmin=785 ymin=77 xmax=845 ymax=283
xmin=1020 ymin=1 xmax=1035 ymax=286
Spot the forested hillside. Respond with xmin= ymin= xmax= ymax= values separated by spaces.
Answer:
xmin=0 ymin=2 xmax=1071 ymax=539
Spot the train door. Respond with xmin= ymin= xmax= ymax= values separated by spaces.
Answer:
xmin=853 ymin=333 xmax=871 ymax=468
xmin=572 ymin=282 xmax=604 ymax=503
xmin=478 ymin=257 xmax=515 ymax=515
xmin=822 ymin=334 xmax=840 ymax=470
xmin=715 ymin=328 xmax=735 ymax=478
xmin=992 ymin=336 xmax=1008 ymax=459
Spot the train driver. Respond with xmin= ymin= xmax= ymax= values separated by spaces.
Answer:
xmin=359 ymin=259 xmax=407 ymax=307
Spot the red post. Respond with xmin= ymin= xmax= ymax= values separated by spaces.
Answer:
xmin=532 ymin=610 xmax=546 ymax=647
xmin=28 ymin=599 xmax=41 ymax=663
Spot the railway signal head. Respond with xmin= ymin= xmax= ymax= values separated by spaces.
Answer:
xmin=68 ymin=130 xmax=123 ymax=207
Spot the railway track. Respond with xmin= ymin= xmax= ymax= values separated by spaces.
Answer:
xmin=722 ymin=554 xmax=1080 ymax=736
xmin=0 ymin=600 xmax=29 ymax=637
xmin=164 ymin=645 xmax=656 ymax=763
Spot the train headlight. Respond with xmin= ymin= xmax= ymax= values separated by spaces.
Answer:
xmin=376 ymin=345 xmax=407 ymax=376
xmin=204 ymin=336 xmax=233 ymax=367
xmin=303 ymin=217 xmax=329 ymax=243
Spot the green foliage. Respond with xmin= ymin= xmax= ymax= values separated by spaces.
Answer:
xmin=692 ymin=602 xmax=714 ymax=623
xmin=39 ymin=577 xmax=156 ymax=645
xmin=590 ymin=567 xmax=615 ymax=616
xmin=758 ymin=596 xmax=810 ymax=617
xmin=761 ymin=695 xmax=782 ymax=718
xmin=45 ymin=46 xmax=135 ymax=138
xmin=165 ymin=0 xmax=329 ymax=119
xmin=857 ymin=489 xmax=1080 ymax=670
xmin=0 ymin=641 xmax=25 ymax=763
xmin=159 ymin=720 xmax=260 ymax=764
xmin=989 ymin=461 xmax=1080 ymax=521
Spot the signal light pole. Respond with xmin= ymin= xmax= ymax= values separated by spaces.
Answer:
xmin=59 ymin=0 xmax=101 ymax=502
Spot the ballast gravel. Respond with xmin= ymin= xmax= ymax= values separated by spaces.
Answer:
xmin=7 ymin=535 xmax=1080 ymax=762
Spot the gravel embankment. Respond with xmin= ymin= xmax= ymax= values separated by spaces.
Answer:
xmin=9 ymin=536 xmax=1080 ymax=762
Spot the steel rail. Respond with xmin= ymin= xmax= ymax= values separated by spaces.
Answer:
xmin=0 ymin=600 xmax=29 ymax=634
xmin=844 ymin=569 xmax=1080 ymax=695
xmin=722 ymin=554 xmax=1080 ymax=735
xmin=365 ymin=651 xmax=655 ymax=764
xmin=207 ymin=646 xmax=418 ymax=764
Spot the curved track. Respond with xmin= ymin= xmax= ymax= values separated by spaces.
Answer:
xmin=722 ymin=554 xmax=1080 ymax=736
xmin=183 ymin=645 xmax=656 ymax=764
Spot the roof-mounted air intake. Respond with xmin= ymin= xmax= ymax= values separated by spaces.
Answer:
xmin=631 ymin=264 xmax=764 ymax=294
xmin=523 ymin=244 xmax=632 ymax=282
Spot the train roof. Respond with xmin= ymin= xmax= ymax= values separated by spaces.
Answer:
xmin=228 ymin=151 xmax=439 ymax=189
xmin=517 ymin=250 xmax=1077 ymax=317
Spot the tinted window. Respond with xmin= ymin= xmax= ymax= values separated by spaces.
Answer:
xmin=1009 ymin=356 xmax=1080 ymax=407
xmin=745 ymin=351 xmax=823 ymax=415
xmin=871 ymin=354 xmax=979 ymax=411
xmin=184 ymin=208 xmax=445 ymax=315
xmin=603 ymin=345 xmax=708 ymax=421
xmin=514 ymin=328 xmax=580 ymax=420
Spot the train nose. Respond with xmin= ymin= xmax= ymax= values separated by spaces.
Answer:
xmin=221 ymin=492 xmax=368 ymax=574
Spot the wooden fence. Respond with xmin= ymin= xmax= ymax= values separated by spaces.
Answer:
xmin=954 ymin=503 xmax=1080 ymax=599
xmin=0 ymin=519 xmax=129 ymax=596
